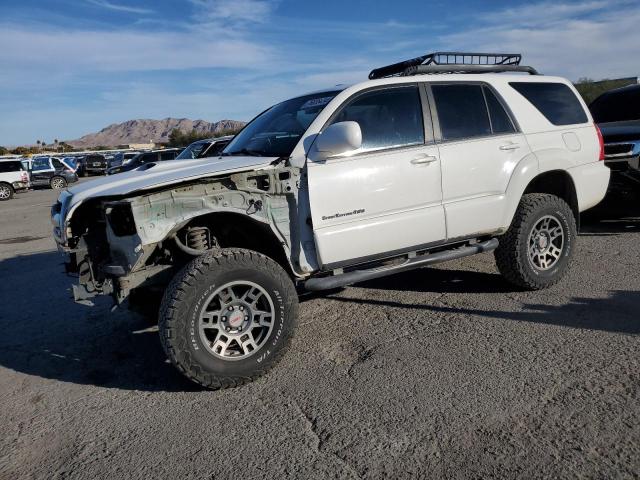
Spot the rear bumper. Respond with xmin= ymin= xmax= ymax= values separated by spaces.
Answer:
xmin=11 ymin=181 xmax=30 ymax=191
xmin=568 ymin=161 xmax=611 ymax=212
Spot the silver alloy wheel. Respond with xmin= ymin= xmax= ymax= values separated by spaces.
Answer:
xmin=527 ymin=214 xmax=564 ymax=270
xmin=0 ymin=185 xmax=10 ymax=199
xmin=51 ymin=178 xmax=66 ymax=190
xmin=198 ymin=281 xmax=275 ymax=361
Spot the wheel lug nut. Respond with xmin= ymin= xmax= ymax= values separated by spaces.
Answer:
xmin=239 ymin=306 xmax=244 ymax=311
xmin=225 ymin=326 xmax=230 ymax=332
xmin=244 ymin=316 xmax=248 ymax=321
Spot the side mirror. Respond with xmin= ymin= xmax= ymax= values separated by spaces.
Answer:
xmin=310 ymin=121 xmax=362 ymax=161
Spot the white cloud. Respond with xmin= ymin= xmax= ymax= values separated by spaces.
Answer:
xmin=442 ymin=0 xmax=640 ymax=80
xmin=0 ymin=25 xmax=274 ymax=75
xmin=189 ymin=0 xmax=276 ymax=23
xmin=86 ymin=0 xmax=154 ymax=14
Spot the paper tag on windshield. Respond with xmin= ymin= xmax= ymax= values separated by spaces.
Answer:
xmin=301 ymin=96 xmax=333 ymax=110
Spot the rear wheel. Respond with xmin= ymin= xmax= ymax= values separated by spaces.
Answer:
xmin=159 ymin=248 xmax=298 ymax=390
xmin=495 ymin=193 xmax=576 ymax=290
xmin=0 ymin=183 xmax=14 ymax=201
xmin=50 ymin=176 xmax=67 ymax=190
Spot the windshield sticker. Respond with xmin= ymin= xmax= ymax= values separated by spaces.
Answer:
xmin=301 ymin=96 xmax=334 ymax=110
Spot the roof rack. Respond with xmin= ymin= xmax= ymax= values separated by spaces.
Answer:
xmin=368 ymin=52 xmax=539 ymax=79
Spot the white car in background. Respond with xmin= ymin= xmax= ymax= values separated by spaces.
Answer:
xmin=0 ymin=159 xmax=30 ymax=200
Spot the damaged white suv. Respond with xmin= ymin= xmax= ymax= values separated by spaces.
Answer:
xmin=52 ymin=52 xmax=610 ymax=389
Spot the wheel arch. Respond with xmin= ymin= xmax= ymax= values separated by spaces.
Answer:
xmin=171 ymin=211 xmax=297 ymax=278
xmin=522 ymin=170 xmax=580 ymax=231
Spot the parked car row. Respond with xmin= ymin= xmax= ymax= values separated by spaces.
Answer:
xmin=0 ymin=136 xmax=236 ymax=201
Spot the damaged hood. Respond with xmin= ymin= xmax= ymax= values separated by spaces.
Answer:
xmin=64 ymin=156 xmax=275 ymax=210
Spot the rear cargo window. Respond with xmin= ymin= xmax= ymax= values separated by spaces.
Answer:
xmin=510 ymin=82 xmax=588 ymax=126
xmin=0 ymin=161 xmax=23 ymax=173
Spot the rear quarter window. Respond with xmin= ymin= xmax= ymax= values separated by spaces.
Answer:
xmin=0 ymin=162 xmax=23 ymax=173
xmin=510 ymin=82 xmax=588 ymax=126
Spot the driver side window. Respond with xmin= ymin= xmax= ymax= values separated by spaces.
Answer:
xmin=330 ymin=86 xmax=424 ymax=152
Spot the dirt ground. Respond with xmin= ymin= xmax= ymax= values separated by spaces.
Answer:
xmin=0 ymin=180 xmax=638 ymax=479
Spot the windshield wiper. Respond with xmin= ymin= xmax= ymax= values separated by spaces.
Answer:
xmin=222 ymin=148 xmax=267 ymax=157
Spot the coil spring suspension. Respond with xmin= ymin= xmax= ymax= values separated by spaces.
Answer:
xmin=186 ymin=227 xmax=211 ymax=251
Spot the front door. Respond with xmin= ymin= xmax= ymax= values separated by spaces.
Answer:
xmin=308 ymin=85 xmax=445 ymax=268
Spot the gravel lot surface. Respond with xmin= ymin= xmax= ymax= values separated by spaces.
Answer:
xmin=0 ymin=180 xmax=638 ymax=479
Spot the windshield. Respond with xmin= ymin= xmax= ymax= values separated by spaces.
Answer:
xmin=176 ymin=141 xmax=209 ymax=160
xmin=223 ymin=91 xmax=339 ymax=158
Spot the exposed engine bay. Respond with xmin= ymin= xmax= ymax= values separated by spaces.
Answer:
xmin=52 ymin=165 xmax=316 ymax=305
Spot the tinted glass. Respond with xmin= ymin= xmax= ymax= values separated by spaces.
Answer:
xmin=52 ymin=158 xmax=64 ymax=169
xmin=32 ymin=158 xmax=51 ymax=170
xmin=432 ymin=84 xmax=491 ymax=140
xmin=510 ymin=82 xmax=588 ymax=125
xmin=176 ymin=142 xmax=208 ymax=160
xmin=141 ymin=153 xmax=157 ymax=163
xmin=590 ymin=87 xmax=640 ymax=123
xmin=0 ymin=162 xmax=23 ymax=172
xmin=331 ymin=86 xmax=424 ymax=151
xmin=160 ymin=151 xmax=177 ymax=160
xmin=484 ymin=87 xmax=516 ymax=134
xmin=224 ymin=91 xmax=339 ymax=158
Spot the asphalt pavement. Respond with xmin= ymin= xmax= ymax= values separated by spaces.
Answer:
xmin=0 ymin=180 xmax=638 ymax=479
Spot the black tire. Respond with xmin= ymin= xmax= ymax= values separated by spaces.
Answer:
xmin=159 ymin=248 xmax=298 ymax=390
xmin=50 ymin=176 xmax=67 ymax=190
xmin=495 ymin=193 xmax=576 ymax=290
xmin=0 ymin=182 xmax=14 ymax=201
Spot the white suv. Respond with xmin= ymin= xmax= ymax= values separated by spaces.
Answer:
xmin=51 ymin=52 xmax=610 ymax=389
xmin=0 ymin=159 xmax=30 ymax=200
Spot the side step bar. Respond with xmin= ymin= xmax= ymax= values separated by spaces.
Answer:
xmin=304 ymin=238 xmax=499 ymax=291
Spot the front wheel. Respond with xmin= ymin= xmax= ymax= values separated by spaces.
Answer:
xmin=0 ymin=183 xmax=14 ymax=201
xmin=495 ymin=193 xmax=577 ymax=290
xmin=159 ymin=248 xmax=298 ymax=390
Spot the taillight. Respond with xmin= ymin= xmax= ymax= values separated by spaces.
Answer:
xmin=595 ymin=124 xmax=605 ymax=161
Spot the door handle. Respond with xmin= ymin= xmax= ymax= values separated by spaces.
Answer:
xmin=499 ymin=143 xmax=520 ymax=151
xmin=410 ymin=154 xmax=438 ymax=165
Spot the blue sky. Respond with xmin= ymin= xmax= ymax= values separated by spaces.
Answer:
xmin=1 ymin=0 xmax=639 ymax=145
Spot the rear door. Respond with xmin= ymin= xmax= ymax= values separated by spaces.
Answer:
xmin=428 ymin=82 xmax=532 ymax=239
xmin=308 ymin=84 xmax=445 ymax=268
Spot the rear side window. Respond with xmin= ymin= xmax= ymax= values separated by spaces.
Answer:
xmin=483 ymin=87 xmax=516 ymax=134
xmin=52 ymin=158 xmax=64 ymax=169
xmin=510 ymin=82 xmax=588 ymax=125
xmin=331 ymin=86 xmax=424 ymax=151
xmin=0 ymin=162 xmax=23 ymax=173
xmin=432 ymin=84 xmax=491 ymax=140
xmin=141 ymin=153 xmax=157 ymax=162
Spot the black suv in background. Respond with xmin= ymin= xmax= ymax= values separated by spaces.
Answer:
xmin=78 ymin=153 xmax=109 ymax=176
xmin=27 ymin=157 xmax=79 ymax=190
xmin=590 ymin=84 xmax=640 ymax=186
xmin=106 ymin=148 xmax=182 ymax=175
